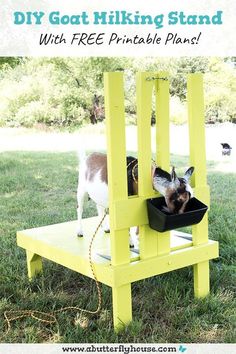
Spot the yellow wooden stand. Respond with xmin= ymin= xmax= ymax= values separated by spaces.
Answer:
xmin=17 ymin=72 xmax=219 ymax=331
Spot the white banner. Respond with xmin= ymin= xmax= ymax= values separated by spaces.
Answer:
xmin=0 ymin=343 xmax=236 ymax=354
xmin=0 ymin=0 xmax=235 ymax=56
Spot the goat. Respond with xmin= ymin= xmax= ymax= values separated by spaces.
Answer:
xmin=77 ymin=152 xmax=194 ymax=247
xmin=221 ymin=143 xmax=232 ymax=156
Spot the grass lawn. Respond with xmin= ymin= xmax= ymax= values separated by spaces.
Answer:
xmin=0 ymin=151 xmax=235 ymax=343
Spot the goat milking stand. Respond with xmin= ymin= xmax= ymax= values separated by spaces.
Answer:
xmin=17 ymin=72 xmax=219 ymax=331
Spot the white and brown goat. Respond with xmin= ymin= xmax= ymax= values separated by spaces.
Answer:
xmin=77 ymin=152 xmax=194 ymax=247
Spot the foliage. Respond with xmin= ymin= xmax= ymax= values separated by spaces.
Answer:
xmin=0 ymin=57 xmax=23 ymax=74
xmin=170 ymin=57 xmax=210 ymax=100
xmin=170 ymin=96 xmax=187 ymax=124
xmin=205 ymin=59 xmax=236 ymax=123
xmin=0 ymin=57 xmax=235 ymax=127
xmin=0 ymin=151 xmax=235 ymax=342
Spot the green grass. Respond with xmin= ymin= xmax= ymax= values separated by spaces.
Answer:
xmin=0 ymin=151 xmax=235 ymax=343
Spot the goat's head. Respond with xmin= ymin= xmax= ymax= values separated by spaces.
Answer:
xmin=153 ymin=166 xmax=194 ymax=214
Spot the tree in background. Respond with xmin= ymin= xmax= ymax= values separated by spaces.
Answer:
xmin=0 ymin=57 xmax=235 ymax=128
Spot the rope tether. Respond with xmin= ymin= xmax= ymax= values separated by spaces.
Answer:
xmin=3 ymin=212 xmax=107 ymax=335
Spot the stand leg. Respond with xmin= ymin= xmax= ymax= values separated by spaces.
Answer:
xmin=193 ymin=260 xmax=209 ymax=298
xmin=112 ymin=283 xmax=132 ymax=331
xmin=26 ymin=250 xmax=43 ymax=279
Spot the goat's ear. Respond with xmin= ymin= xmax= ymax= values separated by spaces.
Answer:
xmin=171 ymin=166 xmax=177 ymax=182
xmin=153 ymin=167 xmax=172 ymax=194
xmin=183 ymin=167 xmax=194 ymax=182
xmin=153 ymin=167 xmax=171 ymax=194
xmin=153 ymin=167 xmax=171 ymax=182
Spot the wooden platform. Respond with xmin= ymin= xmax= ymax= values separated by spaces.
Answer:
xmin=17 ymin=216 xmax=218 ymax=289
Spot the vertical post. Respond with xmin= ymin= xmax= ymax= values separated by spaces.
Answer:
xmin=136 ymin=72 xmax=158 ymax=259
xmin=26 ymin=251 xmax=42 ymax=279
xmin=187 ymin=73 xmax=210 ymax=245
xmin=187 ymin=73 xmax=210 ymax=297
xmin=155 ymin=73 xmax=170 ymax=171
xmin=193 ymin=261 xmax=210 ymax=298
xmin=104 ymin=72 xmax=132 ymax=330
xmin=187 ymin=74 xmax=210 ymax=206
xmin=112 ymin=283 xmax=132 ymax=331
xmin=155 ymin=72 xmax=171 ymax=255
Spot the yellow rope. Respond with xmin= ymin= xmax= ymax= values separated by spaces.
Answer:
xmin=3 ymin=212 xmax=107 ymax=335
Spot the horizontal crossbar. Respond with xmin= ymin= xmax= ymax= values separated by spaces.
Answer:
xmin=113 ymin=194 xmax=154 ymax=230
xmin=111 ymin=240 xmax=219 ymax=287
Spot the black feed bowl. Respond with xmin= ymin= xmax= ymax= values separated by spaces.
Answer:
xmin=147 ymin=197 xmax=208 ymax=233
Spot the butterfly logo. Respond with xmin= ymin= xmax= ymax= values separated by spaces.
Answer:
xmin=179 ymin=345 xmax=187 ymax=353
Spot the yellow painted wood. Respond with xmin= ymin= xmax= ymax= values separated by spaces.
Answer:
xmin=187 ymin=74 xmax=210 ymax=206
xmin=26 ymin=251 xmax=42 ymax=279
xmin=192 ymin=213 xmax=209 ymax=246
xmin=112 ymin=283 xmax=132 ymax=331
xmin=104 ymin=72 xmax=128 ymax=204
xmin=155 ymin=72 xmax=170 ymax=171
xmin=113 ymin=196 xmax=149 ymax=230
xmin=188 ymin=74 xmax=211 ymax=295
xmin=112 ymin=241 xmax=218 ymax=288
xmin=104 ymin=72 xmax=132 ymax=329
xmin=17 ymin=218 xmax=114 ymax=286
xmin=104 ymin=72 xmax=130 ymax=266
xmin=187 ymin=74 xmax=209 ymax=246
xmin=155 ymin=72 xmax=171 ymax=256
xmin=155 ymin=231 xmax=170 ymax=256
xmin=136 ymin=73 xmax=155 ymax=196
xmin=194 ymin=261 xmax=210 ymax=297
xmin=136 ymin=72 xmax=158 ymax=258
xmin=18 ymin=216 xmax=218 ymax=288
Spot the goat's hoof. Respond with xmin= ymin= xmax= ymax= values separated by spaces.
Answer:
xmin=104 ymin=229 xmax=110 ymax=233
xmin=77 ymin=232 xmax=84 ymax=237
xmin=129 ymin=244 xmax=134 ymax=249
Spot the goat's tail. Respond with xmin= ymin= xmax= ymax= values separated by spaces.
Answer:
xmin=77 ymin=147 xmax=87 ymax=163
xmin=77 ymin=133 xmax=88 ymax=163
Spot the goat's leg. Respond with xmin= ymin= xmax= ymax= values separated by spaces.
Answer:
xmin=77 ymin=188 xmax=87 ymax=237
xmin=179 ymin=195 xmax=190 ymax=214
xmin=97 ymin=205 xmax=110 ymax=233
xmin=129 ymin=226 xmax=139 ymax=249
